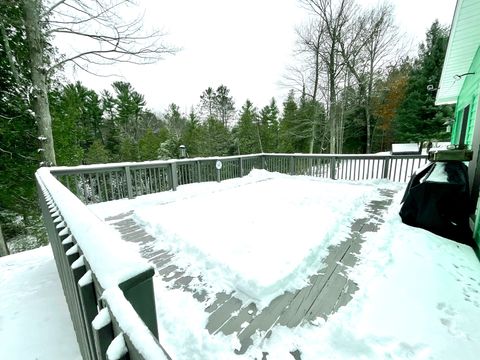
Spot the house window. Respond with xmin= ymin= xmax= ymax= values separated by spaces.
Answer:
xmin=458 ymin=104 xmax=470 ymax=148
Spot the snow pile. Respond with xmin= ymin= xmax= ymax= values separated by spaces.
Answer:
xmin=0 ymin=246 xmax=81 ymax=360
xmin=117 ymin=170 xmax=382 ymax=304
xmin=36 ymin=167 xmax=152 ymax=289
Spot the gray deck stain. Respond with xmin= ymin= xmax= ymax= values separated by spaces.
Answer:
xmin=104 ymin=188 xmax=396 ymax=359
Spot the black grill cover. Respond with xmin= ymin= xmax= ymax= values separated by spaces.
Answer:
xmin=399 ymin=161 xmax=473 ymax=245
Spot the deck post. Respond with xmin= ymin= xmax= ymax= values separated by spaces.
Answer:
xmin=239 ymin=157 xmax=244 ymax=177
xmin=119 ymin=268 xmax=158 ymax=339
xmin=330 ymin=157 xmax=337 ymax=179
xmin=196 ymin=161 xmax=202 ymax=183
xmin=169 ymin=162 xmax=178 ymax=191
xmin=382 ymin=157 xmax=390 ymax=179
xmin=124 ymin=166 xmax=134 ymax=199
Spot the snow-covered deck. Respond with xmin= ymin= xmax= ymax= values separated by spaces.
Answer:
xmin=103 ymin=188 xmax=392 ymax=357
xmin=89 ymin=171 xmax=480 ymax=359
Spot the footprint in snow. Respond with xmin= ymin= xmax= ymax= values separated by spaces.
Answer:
xmin=437 ymin=303 xmax=470 ymax=340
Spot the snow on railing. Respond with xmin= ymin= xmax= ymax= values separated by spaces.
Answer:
xmin=37 ymin=168 xmax=151 ymax=288
xmin=36 ymin=168 xmax=168 ymax=360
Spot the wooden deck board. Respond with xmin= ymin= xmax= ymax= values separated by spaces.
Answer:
xmin=205 ymin=292 xmax=233 ymax=313
xmin=104 ymin=187 xmax=396 ymax=358
xmin=218 ymin=302 xmax=257 ymax=336
xmin=206 ymin=297 xmax=243 ymax=334
xmin=276 ymin=236 xmax=355 ymax=328
xmin=235 ymin=291 xmax=296 ymax=354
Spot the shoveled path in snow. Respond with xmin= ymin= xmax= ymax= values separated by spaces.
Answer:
xmin=105 ymin=188 xmax=395 ymax=358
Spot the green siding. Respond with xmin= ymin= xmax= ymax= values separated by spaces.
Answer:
xmin=452 ymin=45 xmax=480 ymax=148
xmin=451 ymin=108 xmax=462 ymax=143
xmin=457 ymin=46 xmax=480 ymax=247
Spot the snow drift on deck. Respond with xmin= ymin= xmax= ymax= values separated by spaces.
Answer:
xmin=92 ymin=170 xmax=380 ymax=304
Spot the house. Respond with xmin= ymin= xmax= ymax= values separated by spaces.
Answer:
xmin=435 ymin=0 xmax=480 ymax=254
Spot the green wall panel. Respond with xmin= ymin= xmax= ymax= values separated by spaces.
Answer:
xmin=453 ymin=46 xmax=480 ymax=148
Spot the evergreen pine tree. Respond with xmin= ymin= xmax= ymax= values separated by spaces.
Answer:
xmin=279 ymin=90 xmax=298 ymax=153
xmin=182 ymin=110 xmax=204 ymax=157
xmin=259 ymin=98 xmax=280 ymax=152
xmin=235 ymin=100 xmax=261 ymax=154
xmin=202 ymin=117 xmax=232 ymax=156
xmin=138 ymin=129 xmax=161 ymax=161
xmin=394 ymin=21 xmax=453 ymax=142
xmin=84 ymin=140 xmax=110 ymax=164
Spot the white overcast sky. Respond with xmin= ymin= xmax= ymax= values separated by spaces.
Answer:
xmin=57 ymin=0 xmax=457 ymax=113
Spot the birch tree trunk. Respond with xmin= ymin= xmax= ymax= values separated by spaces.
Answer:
xmin=23 ymin=0 xmax=57 ymax=166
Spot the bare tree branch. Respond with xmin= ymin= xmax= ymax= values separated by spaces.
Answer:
xmin=46 ymin=0 xmax=177 ymax=74
xmin=0 ymin=147 xmax=37 ymax=161
xmin=43 ymin=0 xmax=68 ymax=17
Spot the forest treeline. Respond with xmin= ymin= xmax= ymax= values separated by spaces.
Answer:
xmin=39 ymin=15 xmax=457 ymax=167
xmin=0 ymin=0 xmax=453 ymax=252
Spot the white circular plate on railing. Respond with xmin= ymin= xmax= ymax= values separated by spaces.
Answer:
xmin=215 ymin=160 xmax=223 ymax=170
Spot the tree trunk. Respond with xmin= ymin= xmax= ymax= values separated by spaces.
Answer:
xmin=309 ymin=116 xmax=316 ymax=154
xmin=365 ymin=106 xmax=371 ymax=154
xmin=0 ymin=223 xmax=9 ymax=257
xmin=365 ymin=57 xmax=375 ymax=154
xmin=309 ymin=33 xmax=321 ymax=154
xmin=24 ymin=0 xmax=57 ymax=166
xmin=329 ymin=73 xmax=337 ymax=154
xmin=255 ymin=123 xmax=264 ymax=153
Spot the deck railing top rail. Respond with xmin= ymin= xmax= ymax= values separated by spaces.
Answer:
xmin=49 ymin=152 xmax=427 ymax=176
xmin=49 ymin=153 xmax=428 ymax=205
xmin=37 ymin=167 xmax=165 ymax=359
xmin=36 ymin=167 xmax=151 ymax=289
xmin=49 ymin=153 xmax=262 ymax=176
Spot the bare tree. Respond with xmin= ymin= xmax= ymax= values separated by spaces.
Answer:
xmin=293 ymin=0 xmax=400 ymax=154
xmin=339 ymin=1 xmax=399 ymax=153
xmin=298 ymin=0 xmax=356 ymax=154
xmin=22 ymin=0 xmax=176 ymax=166
xmin=292 ymin=21 xmax=325 ymax=153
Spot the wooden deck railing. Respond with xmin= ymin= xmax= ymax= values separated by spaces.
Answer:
xmin=50 ymin=153 xmax=428 ymax=204
xmin=37 ymin=152 xmax=427 ymax=358
xmin=36 ymin=168 xmax=170 ymax=360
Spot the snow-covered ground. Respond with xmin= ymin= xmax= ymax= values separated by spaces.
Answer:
xmin=90 ymin=170 xmax=480 ymax=359
xmin=0 ymin=246 xmax=81 ymax=360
